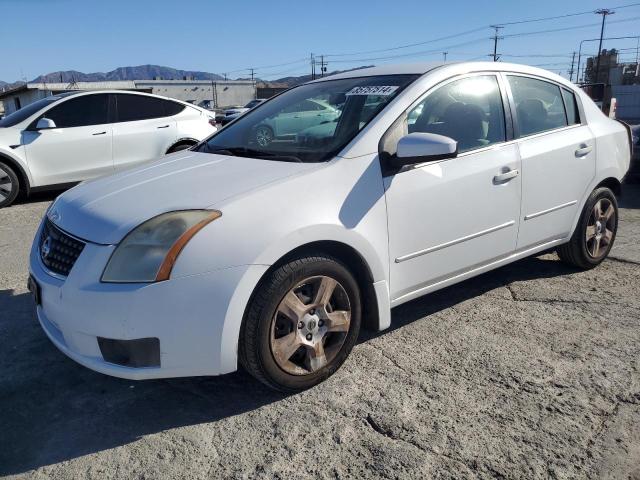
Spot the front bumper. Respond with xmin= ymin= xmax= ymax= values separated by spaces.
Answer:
xmin=29 ymin=222 xmax=268 ymax=380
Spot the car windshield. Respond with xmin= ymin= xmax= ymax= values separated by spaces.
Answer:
xmin=196 ymin=74 xmax=418 ymax=163
xmin=0 ymin=96 xmax=60 ymax=128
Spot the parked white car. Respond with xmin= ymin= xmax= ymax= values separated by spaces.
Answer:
xmin=29 ymin=62 xmax=630 ymax=392
xmin=0 ymin=90 xmax=217 ymax=207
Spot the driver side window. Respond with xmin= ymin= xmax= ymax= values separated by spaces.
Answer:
xmin=408 ymin=75 xmax=506 ymax=153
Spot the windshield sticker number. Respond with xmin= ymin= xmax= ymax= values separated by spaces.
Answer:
xmin=345 ymin=86 xmax=399 ymax=96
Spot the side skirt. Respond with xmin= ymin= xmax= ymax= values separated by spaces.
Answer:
xmin=390 ymin=237 xmax=568 ymax=308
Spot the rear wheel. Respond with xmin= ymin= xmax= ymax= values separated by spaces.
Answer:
xmin=239 ymin=255 xmax=361 ymax=392
xmin=0 ymin=162 xmax=20 ymax=208
xmin=557 ymin=187 xmax=618 ymax=269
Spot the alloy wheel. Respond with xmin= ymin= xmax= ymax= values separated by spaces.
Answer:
xmin=0 ymin=166 xmax=14 ymax=201
xmin=270 ymin=275 xmax=351 ymax=376
xmin=255 ymin=126 xmax=273 ymax=147
xmin=585 ymin=198 xmax=616 ymax=259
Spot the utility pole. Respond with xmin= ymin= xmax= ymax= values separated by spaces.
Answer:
xmin=311 ymin=53 xmax=315 ymax=80
xmin=319 ymin=55 xmax=327 ymax=77
xmin=490 ymin=25 xmax=503 ymax=62
xmin=249 ymin=68 xmax=256 ymax=99
xmin=442 ymin=51 xmax=448 ymax=63
xmin=594 ymin=8 xmax=615 ymax=83
xmin=568 ymin=51 xmax=577 ymax=82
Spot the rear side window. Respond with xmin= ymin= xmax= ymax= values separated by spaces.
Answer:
xmin=115 ymin=94 xmax=182 ymax=122
xmin=408 ymin=75 xmax=506 ymax=153
xmin=508 ymin=76 xmax=567 ymax=137
xmin=165 ymin=101 xmax=186 ymax=116
xmin=562 ymin=88 xmax=580 ymax=125
xmin=44 ymin=94 xmax=109 ymax=128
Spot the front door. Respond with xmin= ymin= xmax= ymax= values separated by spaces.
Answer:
xmin=384 ymin=74 xmax=522 ymax=302
xmin=23 ymin=93 xmax=113 ymax=186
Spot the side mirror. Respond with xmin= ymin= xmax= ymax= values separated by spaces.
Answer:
xmin=391 ymin=132 xmax=457 ymax=168
xmin=36 ymin=118 xmax=56 ymax=130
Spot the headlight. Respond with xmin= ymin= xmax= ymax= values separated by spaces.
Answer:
xmin=101 ymin=210 xmax=221 ymax=283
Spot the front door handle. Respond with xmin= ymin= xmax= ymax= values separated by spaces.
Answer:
xmin=92 ymin=131 xmax=107 ymax=136
xmin=575 ymin=144 xmax=593 ymax=157
xmin=157 ymin=125 xmax=170 ymax=129
xmin=493 ymin=169 xmax=519 ymax=184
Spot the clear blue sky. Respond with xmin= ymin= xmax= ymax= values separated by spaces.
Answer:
xmin=2 ymin=0 xmax=640 ymax=82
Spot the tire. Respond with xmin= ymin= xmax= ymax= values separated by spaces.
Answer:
xmin=254 ymin=125 xmax=274 ymax=147
xmin=0 ymin=161 xmax=20 ymax=208
xmin=239 ymin=255 xmax=362 ymax=392
xmin=167 ymin=142 xmax=194 ymax=154
xmin=557 ymin=187 xmax=618 ymax=269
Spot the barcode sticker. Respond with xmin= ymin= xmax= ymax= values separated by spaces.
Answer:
xmin=345 ymin=86 xmax=399 ymax=96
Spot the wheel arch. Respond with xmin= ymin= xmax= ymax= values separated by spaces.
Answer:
xmin=0 ymin=151 xmax=31 ymax=197
xmin=248 ymin=240 xmax=381 ymax=332
xmin=595 ymin=176 xmax=622 ymax=196
xmin=166 ymin=137 xmax=198 ymax=154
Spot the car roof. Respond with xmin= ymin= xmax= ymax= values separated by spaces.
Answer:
xmin=47 ymin=89 xmax=214 ymax=114
xmin=309 ymin=61 xmax=574 ymax=89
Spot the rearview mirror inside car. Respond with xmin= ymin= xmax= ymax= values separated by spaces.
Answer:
xmin=35 ymin=118 xmax=56 ymax=130
xmin=390 ymin=132 xmax=457 ymax=168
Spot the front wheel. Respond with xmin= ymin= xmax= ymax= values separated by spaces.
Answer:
xmin=254 ymin=125 xmax=274 ymax=147
xmin=557 ymin=187 xmax=618 ymax=269
xmin=239 ymin=255 xmax=361 ymax=392
xmin=0 ymin=162 xmax=20 ymax=208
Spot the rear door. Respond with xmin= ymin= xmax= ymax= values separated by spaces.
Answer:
xmin=504 ymin=75 xmax=596 ymax=249
xmin=111 ymin=94 xmax=179 ymax=170
xmin=22 ymin=93 xmax=113 ymax=185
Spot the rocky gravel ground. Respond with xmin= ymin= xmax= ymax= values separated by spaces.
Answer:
xmin=1 ymin=186 xmax=639 ymax=479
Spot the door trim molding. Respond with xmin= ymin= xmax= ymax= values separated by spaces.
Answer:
xmin=524 ymin=200 xmax=577 ymax=221
xmin=395 ymin=220 xmax=516 ymax=263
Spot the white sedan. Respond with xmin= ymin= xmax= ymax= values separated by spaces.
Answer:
xmin=0 ymin=90 xmax=217 ymax=207
xmin=29 ymin=62 xmax=630 ymax=392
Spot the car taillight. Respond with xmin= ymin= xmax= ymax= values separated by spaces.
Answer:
xmin=208 ymin=118 xmax=217 ymax=127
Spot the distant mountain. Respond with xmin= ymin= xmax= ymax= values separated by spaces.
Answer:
xmin=8 ymin=64 xmax=373 ymax=89
xmin=31 ymin=65 xmax=224 ymax=83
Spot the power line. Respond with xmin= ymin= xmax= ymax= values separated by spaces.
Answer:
xmin=495 ymin=1 xmax=640 ymax=26
xmin=324 ymin=26 xmax=487 ymax=58
xmin=215 ymin=2 xmax=640 ymax=81
xmin=327 ymin=37 xmax=488 ymax=64
xmin=502 ymin=16 xmax=640 ymax=39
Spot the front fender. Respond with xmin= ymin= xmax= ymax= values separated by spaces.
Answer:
xmin=0 ymin=146 xmax=33 ymax=190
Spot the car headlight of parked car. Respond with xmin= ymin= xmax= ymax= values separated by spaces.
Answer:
xmin=101 ymin=210 xmax=221 ymax=283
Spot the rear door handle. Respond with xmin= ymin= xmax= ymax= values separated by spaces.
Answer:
xmin=92 ymin=131 xmax=107 ymax=136
xmin=157 ymin=125 xmax=170 ymax=129
xmin=493 ymin=169 xmax=519 ymax=184
xmin=575 ymin=144 xmax=592 ymax=157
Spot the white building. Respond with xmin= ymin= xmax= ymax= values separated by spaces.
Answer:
xmin=0 ymin=79 xmax=256 ymax=115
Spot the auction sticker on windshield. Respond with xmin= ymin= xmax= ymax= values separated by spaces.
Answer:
xmin=345 ymin=86 xmax=399 ymax=96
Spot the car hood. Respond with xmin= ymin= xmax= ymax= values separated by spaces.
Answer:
xmin=49 ymin=150 xmax=319 ymax=244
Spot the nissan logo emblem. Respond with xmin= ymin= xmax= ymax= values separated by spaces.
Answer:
xmin=41 ymin=236 xmax=52 ymax=259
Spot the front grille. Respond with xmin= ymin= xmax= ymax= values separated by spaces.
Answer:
xmin=39 ymin=218 xmax=85 ymax=276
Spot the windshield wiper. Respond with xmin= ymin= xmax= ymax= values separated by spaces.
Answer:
xmin=208 ymin=147 xmax=302 ymax=163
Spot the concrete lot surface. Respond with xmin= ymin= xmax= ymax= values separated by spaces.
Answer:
xmin=1 ymin=187 xmax=639 ymax=479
